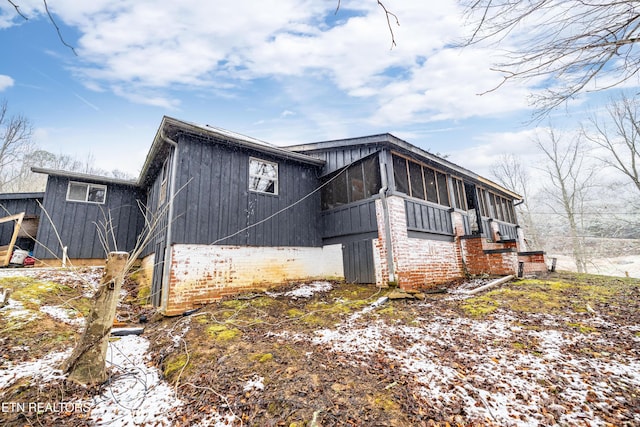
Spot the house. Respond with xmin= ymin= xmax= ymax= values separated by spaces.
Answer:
xmin=14 ymin=116 xmax=544 ymax=315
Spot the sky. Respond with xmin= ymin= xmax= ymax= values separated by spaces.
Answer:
xmin=0 ymin=0 xmax=625 ymax=179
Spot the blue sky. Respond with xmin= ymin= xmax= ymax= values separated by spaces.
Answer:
xmin=0 ymin=0 xmax=617 ymax=178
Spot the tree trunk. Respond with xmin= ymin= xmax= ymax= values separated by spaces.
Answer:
xmin=61 ymin=251 xmax=129 ymax=385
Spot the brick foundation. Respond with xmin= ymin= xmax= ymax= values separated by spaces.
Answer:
xmin=161 ymin=244 xmax=343 ymax=315
xmin=374 ymin=196 xmax=464 ymax=290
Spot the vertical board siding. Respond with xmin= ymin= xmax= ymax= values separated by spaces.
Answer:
xmin=321 ymin=199 xmax=377 ymax=239
xmin=405 ymin=199 xmax=453 ymax=235
xmin=303 ymin=146 xmax=380 ymax=175
xmin=171 ymin=137 xmax=322 ymax=247
xmin=497 ymin=221 xmax=518 ymax=240
xmin=33 ymin=177 xmax=145 ymax=260
xmin=343 ymin=239 xmax=375 ymax=283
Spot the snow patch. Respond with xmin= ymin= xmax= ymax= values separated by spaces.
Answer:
xmin=40 ymin=305 xmax=85 ymax=327
xmin=269 ymin=281 xmax=333 ymax=299
xmin=0 ymin=349 xmax=70 ymax=391
xmin=243 ymin=375 xmax=265 ymax=392
xmin=90 ymin=335 xmax=182 ymax=426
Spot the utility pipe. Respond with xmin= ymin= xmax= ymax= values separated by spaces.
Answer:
xmin=378 ymin=153 xmax=395 ymax=283
xmin=159 ymin=129 xmax=179 ymax=312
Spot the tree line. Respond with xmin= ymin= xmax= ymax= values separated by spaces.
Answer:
xmin=0 ymin=99 xmax=134 ymax=193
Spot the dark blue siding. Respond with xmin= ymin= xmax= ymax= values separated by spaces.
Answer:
xmin=405 ymin=199 xmax=453 ymax=235
xmin=170 ymin=136 xmax=322 ymax=247
xmin=33 ymin=177 xmax=145 ymax=260
xmin=321 ymin=199 xmax=378 ymax=239
xmin=303 ymin=146 xmax=381 ymax=176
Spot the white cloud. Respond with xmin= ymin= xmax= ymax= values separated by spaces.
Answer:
xmin=17 ymin=1 xmax=545 ymax=125
xmin=0 ymin=75 xmax=14 ymax=91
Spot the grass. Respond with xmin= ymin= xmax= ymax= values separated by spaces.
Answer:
xmin=459 ymin=274 xmax=636 ymax=318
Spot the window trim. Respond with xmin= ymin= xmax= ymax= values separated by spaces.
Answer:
xmin=249 ymin=157 xmax=279 ymax=195
xmin=66 ymin=181 xmax=107 ymax=204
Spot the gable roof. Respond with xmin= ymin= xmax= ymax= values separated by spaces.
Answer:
xmin=286 ymin=133 xmax=522 ymax=200
xmin=31 ymin=167 xmax=139 ymax=187
xmin=138 ymin=116 xmax=325 ymax=186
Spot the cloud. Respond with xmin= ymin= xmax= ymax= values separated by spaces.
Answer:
xmin=21 ymin=1 xmax=544 ymax=124
xmin=0 ymin=75 xmax=14 ymax=91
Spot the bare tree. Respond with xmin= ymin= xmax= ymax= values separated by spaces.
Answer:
xmin=583 ymin=92 xmax=640 ymax=193
xmin=461 ymin=1 xmax=640 ymax=113
xmin=536 ymin=128 xmax=596 ymax=273
xmin=490 ymin=153 xmax=541 ymax=249
xmin=0 ymin=100 xmax=33 ymax=192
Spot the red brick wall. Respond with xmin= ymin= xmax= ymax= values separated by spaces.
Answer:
xmin=373 ymin=196 xmax=464 ymax=290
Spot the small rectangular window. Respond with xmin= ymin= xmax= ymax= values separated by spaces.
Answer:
xmin=66 ymin=181 xmax=107 ymax=204
xmin=158 ymin=158 xmax=169 ymax=206
xmin=249 ymin=158 xmax=278 ymax=195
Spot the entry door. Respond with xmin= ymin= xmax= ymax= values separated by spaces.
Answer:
xmin=343 ymin=239 xmax=375 ymax=284
xmin=464 ymin=182 xmax=483 ymax=235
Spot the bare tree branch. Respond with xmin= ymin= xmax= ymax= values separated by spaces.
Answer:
xmin=6 ymin=0 xmax=27 ymax=20
xmin=6 ymin=0 xmax=77 ymax=55
xmin=42 ymin=0 xmax=77 ymax=56
xmin=460 ymin=1 xmax=640 ymax=115
xmin=335 ymin=0 xmax=399 ymax=48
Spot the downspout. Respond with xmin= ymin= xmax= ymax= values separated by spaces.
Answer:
xmin=378 ymin=154 xmax=396 ymax=283
xmin=160 ymin=129 xmax=179 ymax=311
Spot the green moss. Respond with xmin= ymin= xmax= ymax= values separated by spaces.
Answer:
xmin=512 ymin=342 xmax=526 ymax=350
xmin=249 ymin=352 xmax=274 ymax=363
xmin=250 ymin=297 xmax=276 ymax=308
xmin=8 ymin=278 xmax=68 ymax=305
xmin=286 ymin=308 xmax=304 ymax=318
xmin=567 ymin=322 xmax=597 ymax=334
xmin=164 ymin=353 xmax=188 ymax=378
xmin=461 ymin=294 xmax=499 ymax=317
xmin=221 ymin=299 xmax=245 ymax=310
xmin=205 ymin=325 xmax=241 ymax=342
xmin=136 ymin=283 xmax=151 ymax=305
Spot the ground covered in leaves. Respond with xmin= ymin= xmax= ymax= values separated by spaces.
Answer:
xmin=0 ymin=269 xmax=639 ymax=426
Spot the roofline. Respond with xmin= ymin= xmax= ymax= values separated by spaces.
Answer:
xmin=286 ymin=133 xmax=523 ymax=200
xmin=0 ymin=192 xmax=45 ymax=200
xmin=138 ymin=116 xmax=325 ymax=184
xmin=31 ymin=167 xmax=140 ymax=187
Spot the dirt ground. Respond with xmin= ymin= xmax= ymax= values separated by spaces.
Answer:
xmin=0 ymin=269 xmax=639 ymax=426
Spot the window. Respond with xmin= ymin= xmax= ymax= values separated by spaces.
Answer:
xmin=321 ymin=155 xmax=382 ymax=210
xmin=391 ymin=154 xmax=450 ymax=207
xmin=392 ymin=155 xmax=409 ymax=195
xmin=66 ymin=181 xmax=107 ymax=204
xmin=436 ymin=172 xmax=450 ymax=207
xmin=249 ymin=158 xmax=278 ymax=194
xmin=158 ymin=158 xmax=169 ymax=206
xmin=452 ymin=177 xmax=466 ymax=210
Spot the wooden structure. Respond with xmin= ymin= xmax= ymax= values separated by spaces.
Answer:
xmin=0 ymin=212 xmax=24 ymax=266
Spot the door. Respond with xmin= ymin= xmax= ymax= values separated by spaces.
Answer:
xmin=464 ymin=182 xmax=483 ymax=235
xmin=343 ymin=239 xmax=375 ymax=284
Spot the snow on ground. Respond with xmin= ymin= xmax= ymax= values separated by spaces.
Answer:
xmin=90 ymin=335 xmax=182 ymax=426
xmin=267 ymin=281 xmax=333 ymax=299
xmin=40 ymin=305 xmax=85 ymax=327
xmin=0 ymin=298 xmax=39 ymax=322
xmin=304 ymin=308 xmax=640 ymax=426
xmin=0 ymin=348 xmax=70 ymax=391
